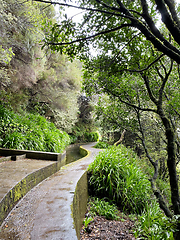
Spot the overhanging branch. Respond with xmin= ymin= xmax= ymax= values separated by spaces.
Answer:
xmin=48 ymin=24 xmax=132 ymax=46
xmin=105 ymin=87 xmax=157 ymax=113
xmin=124 ymin=54 xmax=164 ymax=73
xmin=33 ymin=0 xmax=133 ymax=18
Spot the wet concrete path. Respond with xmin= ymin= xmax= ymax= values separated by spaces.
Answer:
xmin=0 ymin=143 xmax=101 ymax=240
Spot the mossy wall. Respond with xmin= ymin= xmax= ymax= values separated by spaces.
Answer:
xmin=72 ymin=146 xmax=89 ymax=240
xmin=79 ymin=146 xmax=89 ymax=158
xmin=72 ymin=171 xmax=88 ymax=240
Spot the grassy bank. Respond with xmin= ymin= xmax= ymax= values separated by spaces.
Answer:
xmin=85 ymin=145 xmax=176 ymax=239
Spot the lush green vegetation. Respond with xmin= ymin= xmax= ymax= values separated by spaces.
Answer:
xmin=94 ymin=141 xmax=110 ymax=149
xmin=2 ymin=0 xmax=180 ymax=238
xmin=88 ymin=145 xmax=152 ymax=214
xmin=134 ymin=201 xmax=176 ymax=240
xmin=0 ymin=0 xmax=97 ymax=144
xmin=0 ymin=105 xmax=70 ymax=152
xmin=39 ymin=4 xmax=180 ymax=237
xmin=82 ymin=197 xmax=121 ymax=233
xmin=88 ymin=197 xmax=120 ymax=220
xmin=87 ymin=145 xmax=176 ymax=239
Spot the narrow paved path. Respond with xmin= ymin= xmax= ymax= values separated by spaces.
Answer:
xmin=0 ymin=143 xmax=101 ymax=240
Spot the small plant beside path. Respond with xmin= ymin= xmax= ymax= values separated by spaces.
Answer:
xmin=81 ymin=197 xmax=136 ymax=239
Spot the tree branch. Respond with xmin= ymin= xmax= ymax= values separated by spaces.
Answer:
xmin=34 ymin=0 xmax=132 ymax=18
xmin=141 ymin=74 xmax=158 ymax=105
xmin=116 ymin=0 xmax=180 ymax=62
xmin=150 ymin=179 xmax=173 ymax=218
xmin=114 ymin=129 xmax=126 ymax=146
xmin=136 ymin=109 xmax=172 ymax=218
xmin=158 ymin=59 xmax=173 ymax=104
xmin=125 ymin=54 xmax=164 ymax=73
xmin=164 ymin=0 xmax=180 ymax=29
xmin=105 ymin=87 xmax=156 ymax=113
xmin=48 ymin=24 xmax=133 ymax=46
xmin=155 ymin=0 xmax=180 ymax=46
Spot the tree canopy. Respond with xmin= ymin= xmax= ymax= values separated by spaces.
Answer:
xmin=35 ymin=0 xmax=180 ymax=63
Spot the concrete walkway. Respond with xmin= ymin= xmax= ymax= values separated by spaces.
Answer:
xmin=0 ymin=143 xmax=101 ymax=240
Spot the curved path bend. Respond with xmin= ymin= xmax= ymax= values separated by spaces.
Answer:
xmin=0 ymin=143 xmax=101 ymax=240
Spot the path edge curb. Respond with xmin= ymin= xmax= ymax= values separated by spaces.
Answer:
xmin=72 ymin=145 xmax=91 ymax=240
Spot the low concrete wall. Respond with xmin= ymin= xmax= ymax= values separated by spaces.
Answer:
xmin=0 ymin=151 xmax=66 ymax=225
xmin=73 ymin=171 xmax=88 ymax=240
xmin=72 ymin=146 xmax=89 ymax=240
xmin=0 ymin=148 xmax=62 ymax=161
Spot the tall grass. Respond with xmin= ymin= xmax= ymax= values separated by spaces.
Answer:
xmin=88 ymin=145 xmax=152 ymax=214
xmin=0 ymin=105 xmax=70 ymax=152
xmin=134 ymin=200 xmax=175 ymax=240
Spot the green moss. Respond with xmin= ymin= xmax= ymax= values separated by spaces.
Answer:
xmin=10 ymin=190 xmax=13 ymax=199
xmin=14 ymin=182 xmax=22 ymax=202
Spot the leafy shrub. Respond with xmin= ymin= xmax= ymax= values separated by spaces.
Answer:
xmin=94 ymin=141 xmax=110 ymax=149
xmin=0 ymin=105 xmax=70 ymax=152
xmin=84 ymin=132 xmax=99 ymax=142
xmin=88 ymin=145 xmax=152 ymax=214
xmin=83 ymin=216 xmax=94 ymax=229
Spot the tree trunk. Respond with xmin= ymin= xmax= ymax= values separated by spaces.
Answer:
xmin=114 ymin=129 xmax=126 ymax=146
xmin=159 ymin=110 xmax=180 ymax=215
xmin=158 ymin=108 xmax=180 ymax=239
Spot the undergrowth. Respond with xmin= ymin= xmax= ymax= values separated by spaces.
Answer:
xmin=94 ymin=141 xmax=110 ymax=149
xmin=88 ymin=145 xmax=151 ymax=214
xmin=87 ymin=145 xmax=177 ymax=239
xmin=88 ymin=197 xmax=120 ymax=220
xmin=0 ymin=105 xmax=70 ymax=152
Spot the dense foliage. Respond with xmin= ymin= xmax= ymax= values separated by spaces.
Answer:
xmin=88 ymin=197 xmax=120 ymax=221
xmin=88 ymin=145 xmax=151 ymax=214
xmin=0 ymin=0 xmax=84 ymax=134
xmin=0 ymin=105 xmax=70 ymax=152
xmin=88 ymin=145 xmax=176 ymax=239
xmin=3 ymin=0 xmax=180 ymax=237
xmin=94 ymin=141 xmax=110 ymax=149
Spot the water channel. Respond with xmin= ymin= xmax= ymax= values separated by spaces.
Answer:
xmin=66 ymin=143 xmax=85 ymax=164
